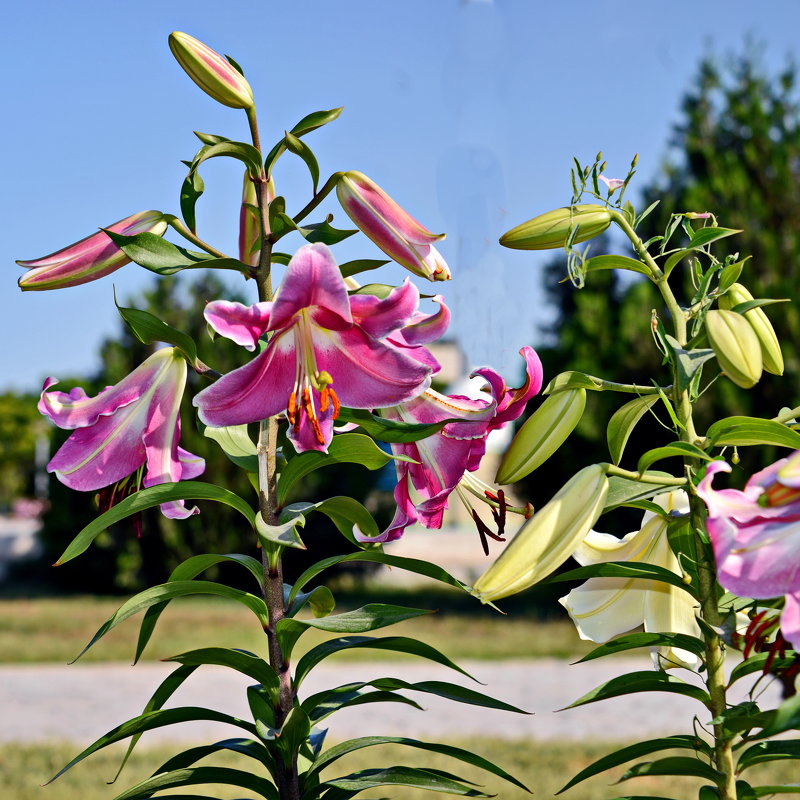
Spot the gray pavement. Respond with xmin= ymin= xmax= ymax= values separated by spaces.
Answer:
xmin=0 ymin=657 xmax=781 ymax=744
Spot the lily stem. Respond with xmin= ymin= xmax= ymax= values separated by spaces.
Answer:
xmin=164 ymin=215 xmax=229 ymax=259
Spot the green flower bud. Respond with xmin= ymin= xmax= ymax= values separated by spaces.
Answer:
xmin=472 ymin=464 xmax=609 ymax=603
xmin=706 ymin=309 xmax=763 ymax=389
xmin=718 ymin=283 xmax=784 ymax=375
xmin=499 ymin=204 xmax=612 ymax=250
xmin=496 ymin=388 xmax=586 ymax=484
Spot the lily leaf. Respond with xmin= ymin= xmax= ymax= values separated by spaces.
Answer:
xmin=706 ymin=416 xmax=800 ymax=449
xmin=565 ymin=670 xmax=710 ymax=709
xmin=636 ymin=442 xmax=712 ymax=473
xmin=115 ymin=302 xmax=198 ymax=365
xmin=576 ymin=632 xmax=706 ymax=663
xmin=336 ymin=407 xmax=454 ymax=443
xmin=546 ymin=561 xmax=697 ymax=596
xmin=607 ymin=395 xmax=660 ymax=465
xmin=584 ymin=254 xmax=650 ymax=276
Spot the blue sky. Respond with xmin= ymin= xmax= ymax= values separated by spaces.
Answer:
xmin=3 ymin=0 xmax=799 ymax=392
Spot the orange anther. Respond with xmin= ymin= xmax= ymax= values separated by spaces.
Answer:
xmin=320 ymin=387 xmax=329 ymax=412
xmin=287 ymin=391 xmax=298 ymax=426
xmin=329 ymin=387 xmax=341 ymax=419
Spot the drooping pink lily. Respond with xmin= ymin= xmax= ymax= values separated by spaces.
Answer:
xmin=39 ymin=347 xmax=205 ymax=519
xmin=337 ymin=171 xmax=451 ymax=282
xmin=698 ymin=456 xmax=800 ymax=649
xmin=17 ymin=211 xmax=167 ymax=291
xmin=365 ymin=346 xmax=544 ymax=542
xmin=194 ymin=243 xmax=433 ymax=453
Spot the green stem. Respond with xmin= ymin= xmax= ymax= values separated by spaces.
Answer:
xmin=601 ymin=464 xmax=688 ymax=486
xmin=290 ymin=172 xmax=342 ymax=228
xmin=248 ymin=105 xmax=300 ymax=800
xmin=772 ymin=405 xmax=800 ymax=425
xmin=164 ymin=215 xmax=228 ymax=259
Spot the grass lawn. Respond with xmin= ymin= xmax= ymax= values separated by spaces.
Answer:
xmin=0 ymin=591 xmax=590 ymax=664
xmin=3 ymin=738 xmax=797 ymax=800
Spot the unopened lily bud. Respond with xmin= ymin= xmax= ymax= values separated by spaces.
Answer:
xmin=718 ymin=283 xmax=783 ymax=375
xmin=473 ymin=464 xmax=609 ymax=603
xmin=238 ymin=173 xmax=274 ymax=267
xmin=496 ymin=389 xmax=586 ymax=484
xmin=706 ymin=308 xmax=763 ymax=389
xmin=17 ymin=211 xmax=167 ymax=291
xmin=168 ymin=32 xmax=254 ymax=110
xmin=337 ymin=171 xmax=450 ymax=281
xmin=499 ymin=204 xmax=611 ymax=250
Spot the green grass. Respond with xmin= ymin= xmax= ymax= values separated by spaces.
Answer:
xmin=3 ymin=739 xmax=798 ymax=800
xmin=0 ymin=594 xmax=591 ymax=664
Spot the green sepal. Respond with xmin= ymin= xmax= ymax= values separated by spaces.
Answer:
xmin=557 ymin=735 xmax=712 ymax=793
xmin=564 ymin=670 xmax=710 ymax=709
xmin=706 ymin=416 xmax=800 ymax=449
xmin=55 ymin=482 xmax=255 ymax=565
xmin=336 ymin=407 xmax=455 ymax=443
xmin=607 ymin=395 xmax=660 ymax=465
xmin=575 ymin=632 xmax=706 ymax=663
xmin=636 ymin=442 xmax=712 ymax=473
xmin=114 ymin=300 xmax=199 ymax=365
xmin=546 ymin=561 xmax=698 ymax=597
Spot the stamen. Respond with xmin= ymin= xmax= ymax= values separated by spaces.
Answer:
xmin=302 ymin=386 xmax=325 ymax=444
xmin=329 ymin=387 xmax=341 ymax=419
xmin=763 ymin=482 xmax=800 ymax=507
xmin=287 ymin=391 xmax=298 ymax=426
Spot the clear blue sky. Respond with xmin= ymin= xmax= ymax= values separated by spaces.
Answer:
xmin=3 ymin=0 xmax=799 ymax=392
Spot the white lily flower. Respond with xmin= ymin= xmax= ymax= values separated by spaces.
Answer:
xmin=559 ymin=491 xmax=701 ymax=670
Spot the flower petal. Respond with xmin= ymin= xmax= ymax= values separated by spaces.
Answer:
xmin=781 ymin=591 xmax=800 ymax=650
xmin=400 ymin=295 xmax=451 ymax=345
xmin=349 ymin=280 xmax=420 ymax=339
xmin=205 ymin=300 xmax=272 ymax=350
xmin=560 ymin=577 xmax=647 ymax=642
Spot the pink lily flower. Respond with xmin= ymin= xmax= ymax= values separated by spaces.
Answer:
xmin=337 ymin=171 xmax=451 ymax=282
xmin=598 ymin=175 xmax=625 ymax=191
xmin=39 ymin=347 xmax=205 ymax=519
xmin=697 ymin=456 xmax=800 ymax=649
xmin=17 ymin=210 xmax=167 ymax=291
xmin=367 ymin=346 xmax=544 ymax=542
xmin=194 ymin=243 xmax=433 ymax=453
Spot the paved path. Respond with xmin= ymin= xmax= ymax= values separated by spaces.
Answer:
xmin=0 ymin=658 xmax=780 ymax=744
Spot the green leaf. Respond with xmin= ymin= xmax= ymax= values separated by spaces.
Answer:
xmin=686 ymin=226 xmax=742 ymax=249
xmin=179 ymin=167 xmax=204 ymax=233
xmin=300 ymin=219 xmax=358 ymax=245
xmin=46 ymin=708 xmax=258 ymax=785
xmin=547 ymin=561 xmax=697 ymax=597
xmin=263 ymin=706 xmax=311 ymax=762
xmin=603 ymin=473 xmax=680 ymax=511
xmin=322 ymin=766 xmax=490 ymax=796
xmin=290 ymin=107 xmax=344 ymax=136
xmin=718 ymin=257 xmax=750 ymax=293
xmin=56 ymin=482 xmax=254 ymax=565
xmin=277 ymin=604 xmax=433 ymax=659
xmin=288 ymin=551 xmax=470 ymax=606
xmin=637 ymin=442 xmax=712 ymax=473
xmin=153 ymin=738 xmax=276 ymax=777
xmin=576 ymin=632 xmax=706 ymax=663
xmin=104 ymin=230 xmax=249 ymax=276
xmin=558 ymin=735 xmax=711 ymax=793
xmin=758 ymin=693 xmax=800 ymax=738
xmin=737 ymin=741 xmax=800 ymax=771
xmin=619 ymin=757 xmax=721 ymax=784
xmin=108 ymin=766 xmax=279 ymax=800
xmin=306 ymin=687 xmax=425 ymax=723
xmin=278 ymin=433 xmax=399 ymax=505
xmin=543 ymin=371 xmax=607 ymax=395
xmin=706 ymin=417 xmax=800 ymax=449
xmin=607 ymin=395 xmax=661 ymax=464
xmin=584 ymin=254 xmax=650 ymax=276
xmin=285 ymin=496 xmax=381 ymax=544
xmin=163 ymin=647 xmax=279 ymax=693
xmin=339 ymin=259 xmax=389 ymax=278
xmin=309 ymin=736 xmax=529 ymax=792
xmin=336 ymin=407 xmax=454 ymax=443
xmin=565 ymin=671 xmax=710 ymax=709
xmin=729 ymin=653 xmax=797 ymax=686
xmin=115 ymin=302 xmax=198 ymax=364
xmin=663 ymin=248 xmax=693 ymax=277
xmin=193 ymin=131 xmax=230 ymax=146
xmin=752 ymin=786 xmax=800 ymax=796
xmin=288 ymin=584 xmax=335 ymax=619
xmin=293 ymin=635 xmax=476 ymax=687
xmin=673 ymin=347 xmax=716 ymax=392
xmin=202 ymin=423 xmax=258 ymax=472
xmin=730 ymin=298 xmax=790 ymax=314
xmin=256 ymin=512 xmax=307 ymax=550
xmin=284 ymin=130 xmax=320 ymax=192
xmin=191 ymin=140 xmax=264 ymax=179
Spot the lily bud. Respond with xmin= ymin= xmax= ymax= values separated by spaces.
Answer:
xmin=238 ymin=173 xmax=274 ymax=267
xmin=706 ymin=308 xmax=763 ymax=389
xmin=17 ymin=210 xmax=167 ymax=291
xmin=496 ymin=389 xmax=586 ymax=484
xmin=473 ymin=464 xmax=609 ymax=603
xmin=718 ymin=282 xmax=783 ymax=375
xmin=499 ymin=204 xmax=612 ymax=250
xmin=337 ymin=171 xmax=450 ymax=281
xmin=168 ymin=32 xmax=254 ymax=110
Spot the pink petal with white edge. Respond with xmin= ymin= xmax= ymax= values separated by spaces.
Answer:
xmin=193 ymin=329 xmax=297 ymax=427
xmin=269 ymin=244 xmax=352 ymax=332
xmin=288 ymin=394 xmax=337 ymax=453
xmin=349 ymin=280 xmax=420 ymax=338
xmin=401 ymin=296 xmax=451 ymax=345
xmin=697 ymin=461 xmax=767 ymax=522
xmin=781 ymin=591 xmax=800 ymax=650
xmin=205 ymin=300 xmax=272 ymax=350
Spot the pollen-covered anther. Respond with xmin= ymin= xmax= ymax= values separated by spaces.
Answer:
xmin=287 ymin=391 xmax=298 ymax=426
xmin=762 ymin=483 xmax=800 ymax=507
xmin=302 ymin=386 xmax=325 ymax=445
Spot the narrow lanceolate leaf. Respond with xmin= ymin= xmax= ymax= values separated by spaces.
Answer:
xmin=46 ymin=708 xmax=258 ymax=784
xmin=283 ymin=496 xmax=381 ymax=543
xmin=685 ymin=226 xmax=742 ymax=249
xmin=56 ymin=482 xmax=255 ymax=565
xmin=321 ymin=766 xmax=490 ymax=796
xmin=607 ymin=395 xmax=660 ymax=465
xmin=72 ymin=581 xmax=268 ymax=662
xmin=543 ymin=370 xmax=606 ymax=395
xmin=728 ymin=653 xmax=798 ymax=686
xmin=576 ymin=632 xmax=706 ymax=664
xmin=336 ymin=407 xmax=455 ymax=443
xmin=276 ymin=604 xmax=433 ymax=659
xmin=153 ymin=738 xmax=276 ymax=776
xmin=300 ymin=219 xmax=359 ymax=245
xmin=108 ymin=766 xmax=279 ymax=800
xmin=284 ymin=130 xmax=320 ymax=191
xmin=565 ymin=671 xmax=710 ymax=709
xmin=750 ymin=787 xmax=800 ymax=796
xmin=706 ymin=417 xmax=800 ymax=449
xmin=619 ymin=756 xmax=722 ymax=784
xmin=309 ymin=736 xmax=529 ymax=791
xmin=603 ymin=473 xmax=681 ymax=512
xmin=293 ymin=636 xmax=476 ymax=687
xmin=191 ymin=140 xmax=264 ymax=179
xmin=338 ymin=258 xmax=389 ymax=278
xmin=115 ymin=303 xmax=198 ymax=364
xmin=758 ymin=693 xmax=800 ymax=738
xmin=737 ymin=741 xmax=800 ymax=771
xmin=179 ymin=166 xmax=204 ymax=233
xmin=547 ymin=562 xmax=698 ymax=597
xmin=278 ymin=433 xmax=400 ymax=504
xmin=558 ymin=735 xmax=711 ymax=793
xmin=584 ymin=254 xmax=650 ymax=276
xmin=306 ymin=687 xmax=425 ymax=722
xmin=636 ymin=442 xmax=711 ymax=473
xmin=288 ymin=551 xmax=471 ymax=605
xmin=289 ymin=106 xmax=344 ymax=136
xmin=163 ymin=648 xmax=279 ymax=692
